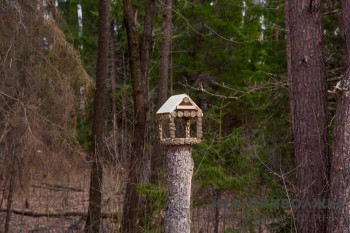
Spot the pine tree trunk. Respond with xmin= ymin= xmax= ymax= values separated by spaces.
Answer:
xmin=122 ymin=1 xmax=145 ymax=230
xmin=84 ymin=0 xmax=110 ymax=232
xmin=164 ymin=146 xmax=193 ymax=233
xmin=327 ymin=1 xmax=350 ymax=232
xmin=151 ymin=0 xmax=172 ymax=183
xmin=214 ymin=191 xmax=220 ymax=233
xmin=158 ymin=0 xmax=172 ymax=105
xmin=109 ymin=20 xmax=118 ymax=136
xmin=285 ymin=1 xmax=329 ymax=232
xmin=140 ymin=0 xmax=155 ymax=78
xmin=122 ymin=0 xmax=154 ymax=231
xmin=4 ymin=153 xmax=15 ymax=233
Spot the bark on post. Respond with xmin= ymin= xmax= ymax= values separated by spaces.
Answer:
xmin=164 ymin=146 xmax=193 ymax=233
xmin=157 ymin=94 xmax=202 ymax=233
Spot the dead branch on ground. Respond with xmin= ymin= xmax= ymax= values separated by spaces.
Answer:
xmin=0 ymin=208 xmax=117 ymax=219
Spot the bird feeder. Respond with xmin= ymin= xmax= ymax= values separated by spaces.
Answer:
xmin=156 ymin=94 xmax=203 ymax=145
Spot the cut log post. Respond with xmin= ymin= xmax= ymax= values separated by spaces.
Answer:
xmin=156 ymin=94 xmax=203 ymax=232
xmin=185 ymin=119 xmax=190 ymax=138
xmin=169 ymin=117 xmax=175 ymax=139
xmin=164 ymin=146 xmax=193 ymax=233
xmin=196 ymin=119 xmax=202 ymax=139
xmin=184 ymin=111 xmax=190 ymax=117
xmin=158 ymin=118 xmax=163 ymax=140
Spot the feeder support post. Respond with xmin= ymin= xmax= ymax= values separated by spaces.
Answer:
xmin=164 ymin=145 xmax=193 ymax=233
xmin=156 ymin=94 xmax=203 ymax=233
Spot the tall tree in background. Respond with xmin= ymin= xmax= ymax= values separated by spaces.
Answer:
xmin=109 ymin=20 xmax=118 ymax=136
xmin=122 ymin=0 xmax=155 ymax=231
xmin=151 ymin=0 xmax=173 ymax=183
xmin=327 ymin=1 xmax=350 ymax=232
xmin=285 ymin=0 xmax=328 ymax=232
xmin=108 ymin=19 xmax=120 ymax=163
xmin=157 ymin=0 xmax=172 ymax=111
xmin=84 ymin=0 xmax=110 ymax=232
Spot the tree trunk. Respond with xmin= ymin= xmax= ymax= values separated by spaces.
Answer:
xmin=122 ymin=0 xmax=145 ymax=231
xmin=327 ymin=1 xmax=350 ymax=232
xmin=158 ymin=0 xmax=172 ymax=106
xmin=4 ymin=153 xmax=16 ymax=233
xmin=285 ymin=1 xmax=329 ymax=232
xmin=151 ymin=0 xmax=172 ymax=183
xmin=109 ymin=19 xmax=119 ymax=163
xmin=122 ymin=0 xmax=154 ymax=231
xmin=214 ymin=190 xmax=220 ymax=233
xmin=140 ymin=0 xmax=155 ymax=78
xmin=164 ymin=146 xmax=193 ymax=233
xmin=84 ymin=0 xmax=110 ymax=232
xmin=109 ymin=20 xmax=118 ymax=136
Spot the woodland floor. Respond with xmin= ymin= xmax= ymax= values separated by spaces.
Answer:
xmin=0 ymin=157 xmax=123 ymax=233
xmin=0 ymin=158 xmax=271 ymax=233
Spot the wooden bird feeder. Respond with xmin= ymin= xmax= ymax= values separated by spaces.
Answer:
xmin=156 ymin=94 xmax=203 ymax=145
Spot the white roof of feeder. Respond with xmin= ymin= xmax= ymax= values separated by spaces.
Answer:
xmin=156 ymin=94 xmax=201 ymax=114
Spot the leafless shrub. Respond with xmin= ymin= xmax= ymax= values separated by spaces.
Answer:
xmin=0 ymin=0 xmax=92 ymax=197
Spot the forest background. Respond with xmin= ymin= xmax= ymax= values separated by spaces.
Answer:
xmin=0 ymin=0 xmax=346 ymax=232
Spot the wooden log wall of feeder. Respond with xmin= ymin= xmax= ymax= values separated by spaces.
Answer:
xmin=156 ymin=94 xmax=203 ymax=145
xmin=156 ymin=94 xmax=203 ymax=233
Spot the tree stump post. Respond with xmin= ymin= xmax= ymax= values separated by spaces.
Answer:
xmin=164 ymin=145 xmax=193 ymax=233
xmin=156 ymin=94 xmax=203 ymax=233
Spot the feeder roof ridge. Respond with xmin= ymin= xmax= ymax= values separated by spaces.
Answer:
xmin=156 ymin=94 xmax=200 ymax=114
